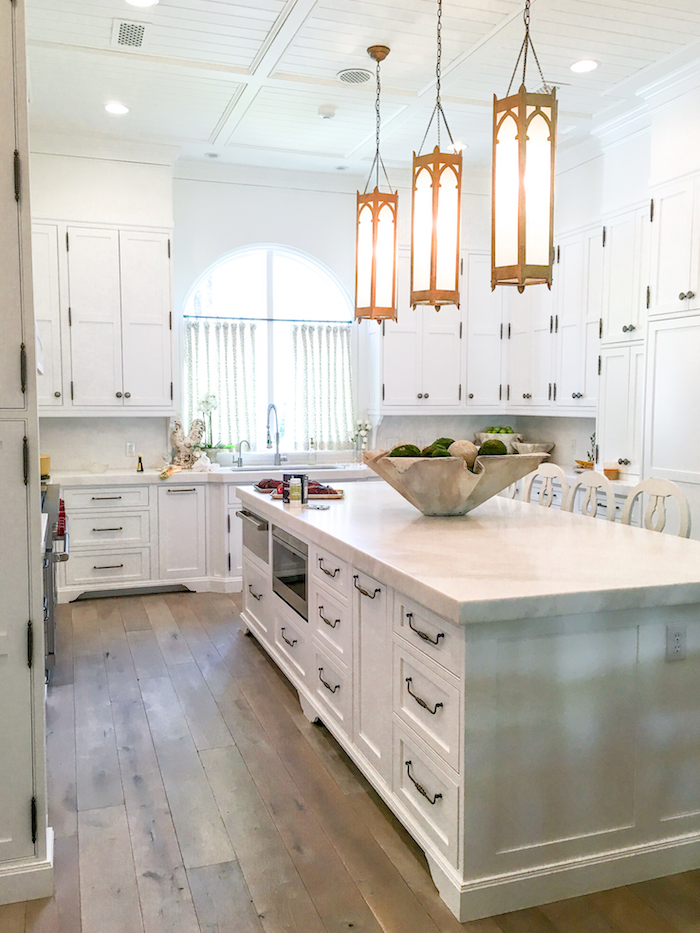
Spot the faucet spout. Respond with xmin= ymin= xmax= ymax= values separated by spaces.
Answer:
xmin=236 ymin=438 xmax=251 ymax=468
xmin=266 ymin=403 xmax=283 ymax=466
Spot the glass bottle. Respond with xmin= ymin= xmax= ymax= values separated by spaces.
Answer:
xmin=308 ymin=437 xmax=317 ymax=466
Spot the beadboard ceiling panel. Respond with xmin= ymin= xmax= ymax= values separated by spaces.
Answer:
xmin=23 ymin=0 xmax=700 ymax=172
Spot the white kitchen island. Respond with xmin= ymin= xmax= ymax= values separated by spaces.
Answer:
xmin=237 ymin=480 xmax=700 ymax=922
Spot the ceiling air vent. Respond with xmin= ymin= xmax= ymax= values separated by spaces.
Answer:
xmin=337 ymin=68 xmax=372 ymax=85
xmin=111 ymin=19 xmax=148 ymax=49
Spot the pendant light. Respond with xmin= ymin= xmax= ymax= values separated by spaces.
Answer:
xmin=492 ymin=0 xmax=557 ymax=292
xmin=410 ymin=0 xmax=462 ymax=311
xmin=355 ymin=45 xmax=398 ymax=322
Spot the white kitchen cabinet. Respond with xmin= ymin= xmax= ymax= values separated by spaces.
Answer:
xmin=463 ymin=252 xmax=505 ymax=409
xmin=648 ymin=177 xmax=700 ymax=318
xmin=602 ymin=205 xmax=650 ymax=343
xmin=32 ymin=224 xmax=64 ymax=407
xmin=227 ymin=505 xmax=243 ymax=582
xmin=597 ymin=343 xmax=645 ymax=478
xmin=504 ymin=287 xmax=555 ymax=408
xmin=644 ymin=314 xmax=700 ymax=485
xmin=157 ymin=485 xmax=207 ymax=580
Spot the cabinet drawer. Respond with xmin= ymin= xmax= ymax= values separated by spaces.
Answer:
xmin=69 ymin=511 xmax=150 ymax=548
xmin=63 ymin=485 xmax=150 ymax=510
xmin=312 ymin=546 xmax=350 ymax=599
xmin=310 ymin=583 xmax=352 ymax=666
xmin=274 ymin=613 xmax=311 ymax=683
xmin=64 ymin=549 xmax=150 ymax=586
xmin=242 ymin=559 xmax=271 ymax=639
xmin=394 ymin=595 xmax=462 ymax=676
xmin=393 ymin=646 xmax=461 ymax=772
xmin=312 ymin=647 xmax=351 ymax=738
xmin=393 ymin=726 xmax=460 ymax=865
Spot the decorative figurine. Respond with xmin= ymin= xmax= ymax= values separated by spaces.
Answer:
xmin=169 ymin=418 xmax=206 ymax=469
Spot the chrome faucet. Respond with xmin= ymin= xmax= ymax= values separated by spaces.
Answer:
xmin=236 ymin=438 xmax=251 ymax=468
xmin=266 ymin=403 xmax=286 ymax=466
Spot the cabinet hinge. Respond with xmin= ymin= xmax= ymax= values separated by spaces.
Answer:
xmin=507 ymin=384 xmax=510 ymax=401
xmin=557 ymin=245 xmax=560 ymax=263
xmin=548 ymin=383 xmax=552 ymax=401
xmin=595 ymin=444 xmax=599 ymax=462
xmin=602 ymin=226 xmax=606 ymax=247
xmin=382 ymin=321 xmax=385 ymax=336
xmin=228 ymin=553 xmax=231 ymax=572
xmin=227 ymin=514 xmax=230 ymax=533
xmin=382 ymin=383 xmax=385 ymax=401
xmin=553 ymin=382 xmax=557 ymax=401
xmin=23 ymin=436 xmax=29 ymax=485
xmin=508 ymin=323 xmax=511 ymax=339
xmin=20 ymin=343 xmax=27 ymax=393
xmin=70 ymin=381 xmax=74 ymax=400
xmin=170 ymin=381 xmax=173 ymax=401
xmin=646 ymin=285 xmax=651 ymax=309
xmin=599 ymin=317 xmax=603 ymax=339
xmin=650 ymin=198 xmax=654 ymax=222
xmin=13 ymin=150 xmax=21 ymax=202
xmin=27 ymin=621 xmax=33 ymax=669
xmin=167 ymin=238 xmax=171 ymax=258
xmin=458 ymin=384 xmax=462 ymax=400
xmin=598 ymin=354 xmax=602 ymax=376
xmin=550 ymin=315 xmax=553 ymax=334
xmin=66 ymin=231 xmax=69 ymax=251
xmin=169 ymin=311 xmax=172 ymax=330
xmin=499 ymin=384 xmax=502 ymax=401
xmin=459 ymin=321 xmax=462 ymax=338
xmin=30 ymin=797 xmax=37 ymax=845
xmin=68 ymin=307 xmax=72 ymax=326
xmin=500 ymin=322 xmax=503 ymax=340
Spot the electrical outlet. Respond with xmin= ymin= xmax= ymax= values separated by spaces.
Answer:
xmin=666 ymin=623 xmax=687 ymax=661
xmin=125 ymin=442 xmax=136 ymax=457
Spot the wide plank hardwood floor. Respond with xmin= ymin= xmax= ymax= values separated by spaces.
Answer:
xmin=3 ymin=591 xmax=700 ymax=933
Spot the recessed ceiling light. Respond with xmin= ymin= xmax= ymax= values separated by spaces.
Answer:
xmin=205 ymin=153 xmax=219 ymax=159
xmin=570 ymin=59 xmax=599 ymax=73
xmin=125 ymin=0 xmax=159 ymax=7
xmin=336 ymin=165 xmax=348 ymax=171
xmin=105 ymin=102 xmax=129 ymax=115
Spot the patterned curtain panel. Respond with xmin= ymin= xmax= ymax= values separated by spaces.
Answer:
xmin=292 ymin=323 xmax=354 ymax=451
xmin=184 ymin=319 xmax=258 ymax=448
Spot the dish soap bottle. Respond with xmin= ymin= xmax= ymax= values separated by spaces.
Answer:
xmin=308 ymin=437 xmax=317 ymax=466
xmin=137 ymin=455 xmax=144 ymax=473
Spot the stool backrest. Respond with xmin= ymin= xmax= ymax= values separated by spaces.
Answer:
xmin=521 ymin=463 xmax=570 ymax=509
xmin=620 ymin=478 xmax=691 ymax=538
xmin=562 ymin=471 xmax=616 ymax=521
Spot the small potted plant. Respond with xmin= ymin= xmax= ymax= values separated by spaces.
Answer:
xmin=575 ymin=432 xmax=596 ymax=470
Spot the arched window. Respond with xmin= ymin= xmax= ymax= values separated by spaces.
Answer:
xmin=183 ymin=245 xmax=354 ymax=453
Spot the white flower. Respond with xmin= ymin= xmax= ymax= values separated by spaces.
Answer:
xmin=199 ymin=393 xmax=218 ymax=414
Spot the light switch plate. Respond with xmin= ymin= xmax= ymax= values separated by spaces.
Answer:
xmin=125 ymin=442 xmax=135 ymax=457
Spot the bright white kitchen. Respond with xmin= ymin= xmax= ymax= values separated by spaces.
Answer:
xmin=5 ymin=0 xmax=700 ymax=931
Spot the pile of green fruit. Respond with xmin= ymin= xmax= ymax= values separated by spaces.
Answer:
xmin=389 ymin=435 xmax=509 ymax=469
xmin=482 ymin=426 xmax=515 ymax=434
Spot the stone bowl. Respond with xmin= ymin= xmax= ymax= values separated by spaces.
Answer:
xmin=474 ymin=431 xmax=523 ymax=453
xmin=363 ymin=449 xmax=547 ymax=516
xmin=511 ymin=441 xmax=555 ymax=455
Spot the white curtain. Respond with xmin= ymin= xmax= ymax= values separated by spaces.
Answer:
xmin=292 ymin=323 xmax=354 ymax=451
xmin=184 ymin=319 xmax=258 ymax=448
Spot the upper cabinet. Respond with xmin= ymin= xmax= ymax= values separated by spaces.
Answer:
xmin=601 ymin=205 xmax=650 ymax=343
xmin=648 ymin=177 xmax=700 ymax=318
xmin=33 ymin=222 xmax=175 ymax=415
xmin=463 ymin=252 xmax=505 ymax=409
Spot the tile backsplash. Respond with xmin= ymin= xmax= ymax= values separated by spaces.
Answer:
xmin=39 ymin=417 xmax=171 ymax=472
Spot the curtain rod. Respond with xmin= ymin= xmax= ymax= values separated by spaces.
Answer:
xmin=184 ymin=314 xmax=353 ymax=325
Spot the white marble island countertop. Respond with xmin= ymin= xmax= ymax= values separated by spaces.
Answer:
xmin=238 ymin=481 xmax=700 ymax=625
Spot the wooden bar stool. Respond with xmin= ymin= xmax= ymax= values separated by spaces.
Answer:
xmin=620 ymin=478 xmax=691 ymax=537
xmin=562 ymin=471 xmax=616 ymax=521
xmin=521 ymin=463 xmax=570 ymax=509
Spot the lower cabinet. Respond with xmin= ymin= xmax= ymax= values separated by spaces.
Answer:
xmin=157 ymin=485 xmax=206 ymax=580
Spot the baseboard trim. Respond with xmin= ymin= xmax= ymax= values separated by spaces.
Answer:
xmin=58 ymin=576 xmax=243 ymax=603
xmin=0 ymin=829 xmax=54 ymax=906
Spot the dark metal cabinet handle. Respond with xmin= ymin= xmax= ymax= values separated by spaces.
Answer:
xmin=318 ymin=668 xmax=340 ymax=693
xmin=679 ymin=292 xmax=695 ymax=301
xmin=353 ymin=575 xmax=380 ymax=599
xmin=54 ymin=391 xmax=61 ymax=398
xmin=92 ymin=496 xmax=122 ymax=500
xmin=116 ymin=392 xmax=122 ymax=398
xmin=319 ymin=606 xmax=340 ymax=629
xmin=407 ymin=613 xmax=444 ymax=646
xmin=318 ymin=557 xmax=340 ymax=578
xmin=405 ymin=677 xmax=443 ymax=715
xmin=522 ymin=393 xmax=531 ymax=399
xmin=92 ymin=527 xmax=123 ymax=532
xmin=618 ymin=458 xmax=631 ymax=466
xmin=417 ymin=393 xmax=423 ymax=399
xmin=571 ymin=392 xmax=583 ymax=399
xmin=405 ymin=760 xmax=442 ymax=805
xmin=167 ymin=488 xmax=196 ymax=493
xmin=468 ymin=393 xmax=474 ymax=399
xmin=622 ymin=324 xmax=637 ymax=333
xmin=124 ymin=392 xmax=131 ymax=398
xmin=248 ymin=584 xmax=263 ymax=601
xmin=93 ymin=563 xmax=124 ymax=570
xmin=424 ymin=393 xmax=429 ymax=398
xmin=280 ymin=627 xmax=297 ymax=647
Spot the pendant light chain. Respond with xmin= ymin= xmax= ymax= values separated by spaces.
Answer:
xmin=417 ymin=0 xmax=455 ymax=156
xmin=375 ymin=57 xmax=382 ymax=188
xmin=363 ymin=48 xmax=393 ymax=195
xmin=506 ymin=0 xmax=550 ymax=96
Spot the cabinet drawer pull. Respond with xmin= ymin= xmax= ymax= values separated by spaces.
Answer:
xmin=353 ymin=575 xmax=380 ymax=599
xmin=167 ymin=488 xmax=196 ymax=493
xmin=93 ymin=564 xmax=124 ymax=570
xmin=248 ymin=584 xmax=263 ymax=601
xmin=405 ymin=677 xmax=443 ymax=714
xmin=318 ymin=557 xmax=340 ymax=578
xmin=618 ymin=458 xmax=631 ymax=466
xmin=91 ymin=496 xmax=122 ymax=500
xmin=280 ymin=627 xmax=297 ymax=647
xmin=92 ymin=527 xmax=123 ymax=532
xmin=407 ymin=613 xmax=444 ymax=646
xmin=319 ymin=606 xmax=340 ymax=629
xmin=405 ymin=760 xmax=442 ymax=805
xmin=318 ymin=667 xmax=340 ymax=693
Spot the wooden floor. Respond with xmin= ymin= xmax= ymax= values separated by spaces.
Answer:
xmin=2 ymin=592 xmax=700 ymax=933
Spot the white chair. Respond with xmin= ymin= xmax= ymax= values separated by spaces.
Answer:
xmin=521 ymin=463 xmax=570 ymax=509
xmin=562 ymin=471 xmax=616 ymax=521
xmin=620 ymin=478 xmax=691 ymax=538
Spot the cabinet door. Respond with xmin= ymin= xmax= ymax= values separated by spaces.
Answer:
xmin=158 ymin=486 xmax=206 ymax=579
xmin=67 ymin=227 xmax=122 ymax=407
xmin=0 ymin=421 xmax=36 ymax=862
xmin=32 ymin=224 xmax=64 ymax=407
xmin=648 ymin=180 xmax=696 ymax=318
xmin=530 ymin=285 xmax=555 ymax=407
xmin=421 ymin=303 xmax=462 ymax=407
xmin=598 ymin=346 xmax=632 ymax=470
xmin=505 ymin=290 xmax=532 ymax=406
xmin=603 ymin=207 xmax=650 ymax=342
xmin=382 ymin=254 xmax=422 ymax=407
xmin=0 ymin=4 xmax=24 ymax=412
xmin=120 ymin=231 xmax=172 ymax=408
xmin=581 ymin=226 xmax=604 ymax=410
xmin=555 ymin=234 xmax=585 ymax=405
xmin=645 ymin=316 xmax=700 ymax=484
xmin=228 ymin=505 xmax=243 ymax=582
xmin=464 ymin=253 xmax=504 ymax=408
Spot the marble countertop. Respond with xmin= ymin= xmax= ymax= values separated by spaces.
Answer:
xmin=52 ymin=464 xmax=374 ymax=486
xmin=238 ymin=481 xmax=700 ymax=626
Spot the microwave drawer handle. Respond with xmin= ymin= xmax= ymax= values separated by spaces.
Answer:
xmin=53 ymin=532 xmax=70 ymax=563
xmin=353 ymin=575 xmax=380 ymax=599
xmin=405 ymin=677 xmax=443 ymax=715
xmin=237 ymin=510 xmax=269 ymax=532
xmin=405 ymin=760 xmax=442 ymax=805
xmin=248 ymin=584 xmax=263 ymax=601
xmin=318 ymin=557 xmax=340 ymax=578
xmin=318 ymin=667 xmax=340 ymax=694
xmin=407 ymin=612 xmax=444 ymax=646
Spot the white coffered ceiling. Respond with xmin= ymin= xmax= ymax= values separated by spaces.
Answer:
xmin=24 ymin=0 xmax=700 ymax=172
